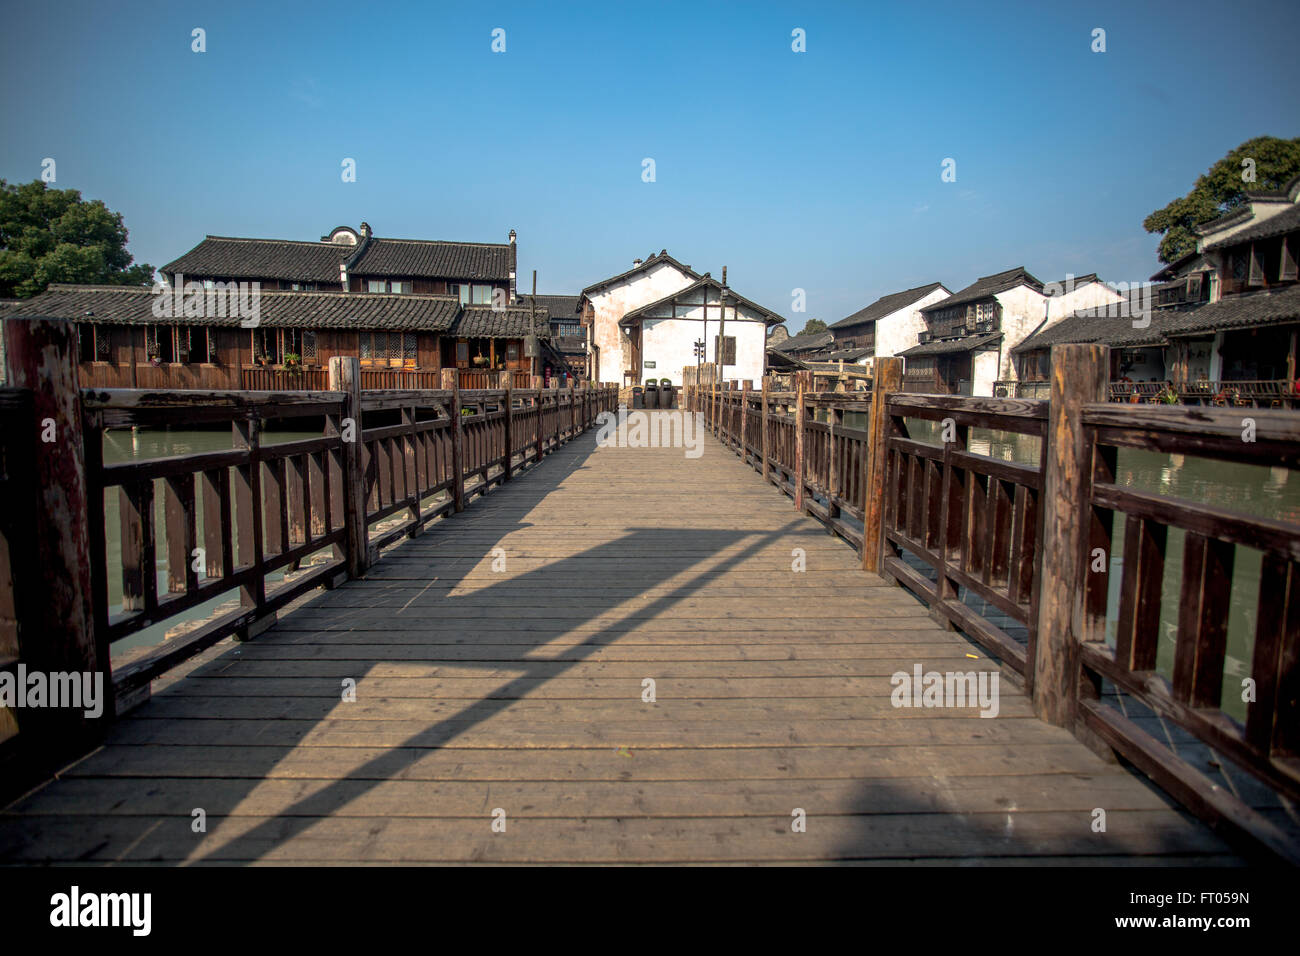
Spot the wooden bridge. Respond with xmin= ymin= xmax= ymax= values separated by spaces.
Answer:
xmin=1 ymin=320 xmax=1298 ymax=864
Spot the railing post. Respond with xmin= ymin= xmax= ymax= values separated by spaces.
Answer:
xmin=533 ymin=375 xmax=544 ymax=461
xmin=740 ymin=381 xmax=750 ymax=465
xmin=552 ymin=381 xmax=561 ymax=449
xmin=500 ymin=370 xmax=513 ymax=481
xmin=761 ymin=376 xmax=770 ymax=484
xmin=2 ymin=317 xmax=109 ymax=754
xmin=863 ymin=357 xmax=901 ymax=573
xmin=329 ymin=356 xmax=369 ymax=577
xmin=441 ymin=368 xmax=464 ymax=511
xmin=794 ymin=370 xmax=810 ymax=511
xmin=1033 ymin=344 xmax=1109 ymax=728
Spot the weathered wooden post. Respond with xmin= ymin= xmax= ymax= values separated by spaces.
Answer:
xmin=329 ymin=356 xmax=369 ymax=577
xmin=863 ymin=357 xmax=901 ymax=573
xmin=532 ymin=375 xmax=544 ymax=461
xmin=568 ymin=382 xmax=576 ymax=441
xmin=740 ymin=381 xmax=750 ymax=464
xmin=761 ymin=376 xmax=771 ymax=483
xmin=441 ymin=368 xmax=465 ymax=512
xmin=3 ymin=317 xmax=109 ymax=744
xmin=794 ymin=370 xmax=810 ymax=511
xmin=500 ymin=370 xmax=513 ymax=482
xmin=1033 ymin=344 xmax=1109 ymax=728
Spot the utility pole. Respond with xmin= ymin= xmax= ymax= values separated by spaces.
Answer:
xmin=718 ymin=265 xmax=728 ymax=385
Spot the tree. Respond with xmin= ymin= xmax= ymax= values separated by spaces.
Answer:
xmin=1144 ymin=136 xmax=1300 ymax=264
xmin=798 ymin=319 xmax=828 ymax=336
xmin=0 ymin=180 xmax=154 ymax=298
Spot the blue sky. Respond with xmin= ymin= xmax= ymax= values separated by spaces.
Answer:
xmin=2 ymin=0 xmax=1297 ymax=329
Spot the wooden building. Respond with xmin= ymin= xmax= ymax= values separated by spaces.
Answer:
xmin=6 ymin=284 xmax=550 ymax=390
xmin=1015 ymin=174 xmax=1300 ymax=403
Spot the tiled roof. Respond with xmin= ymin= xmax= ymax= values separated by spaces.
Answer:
xmin=579 ymin=250 xmax=703 ymax=299
xmin=770 ymin=330 xmax=834 ymax=353
xmin=5 ymin=284 xmax=461 ymax=331
xmin=1161 ymin=283 xmax=1300 ymax=337
xmin=162 ymin=234 xmax=513 ymax=282
xmin=1013 ymin=283 xmax=1300 ymax=352
xmin=453 ymin=305 xmax=549 ymax=339
xmin=350 ymin=238 xmax=512 ymax=280
xmin=923 ymin=267 xmax=1043 ymax=311
xmin=1203 ymin=203 xmax=1300 ymax=250
xmin=526 ymin=294 xmax=581 ymax=320
xmin=830 ymin=282 xmax=949 ymax=330
xmin=162 ymin=238 xmax=346 ymax=282
xmin=1011 ymin=307 xmax=1169 ymax=353
xmin=898 ymin=332 xmax=1002 ymax=357
xmin=619 ymin=277 xmax=784 ymax=326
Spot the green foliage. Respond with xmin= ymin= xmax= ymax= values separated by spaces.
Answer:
xmin=0 ymin=179 xmax=154 ymax=298
xmin=1144 ymin=136 xmax=1300 ymax=264
xmin=798 ymin=318 xmax=828 ymax=335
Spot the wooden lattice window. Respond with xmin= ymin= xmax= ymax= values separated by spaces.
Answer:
xmin=302 ymin=330 xmax=317 ymax=363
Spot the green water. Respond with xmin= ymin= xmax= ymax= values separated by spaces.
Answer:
xmin=899 ymin=418 xmax=1299 ymax=722
xmin=103 ymin=425 xmax=319 ymax=664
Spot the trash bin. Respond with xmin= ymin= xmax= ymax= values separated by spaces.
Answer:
xmin=632 ymin=386 xmax=643 ymax=409
xmin=658 ymin=378 xmax=674 ymax=409
xmin=643 ymin=381 xmax=659 ymax=409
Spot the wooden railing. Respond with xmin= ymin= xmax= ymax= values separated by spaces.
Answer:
xmin=686 ymin=350 xmax=1300 ymax=862
xmin=1107 ymin=379 xmax=1296 ymax=407
xmin=1075 ymin=401 xmax=1300 ymax=853
xmin=78 ymin=364 xmax=538 ymax=393
xmin=880 ymin=394 xmax=1047 ymax=681
xmin=0 ymin=318 xmax=617 ymax=796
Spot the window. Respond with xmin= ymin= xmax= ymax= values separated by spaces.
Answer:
xmin=367 ymin=280 xmax=388 ymax=293
xmin=302 ymin=330 xmax=317 ymax=363
xmin=452 ymin=284 xmax=467 ymax=305
xmin=1283 ymin=236 xmax=1299 ymax=283
xmin=456 ymin=341 xmax=469 ymax=364
xmin=389 ymin=281 xmax=409 ymax=295
xmin=253 ymin=328 xmax=281 ymax=364
xmin=78 ymin=324 xmax=96 ymax=362
xmin=360 ymin=331 xmax=417 ymax=367
xmin=471 ymin=284 xmax=493 ymax=305
xmin=147 ymin=325 xmax=177 ymax=362
xmin=507 ymin=342 xmax=519 ymax=361
xmin=282 ymin=281 xmax=318 ymax=292
xmin=713 ymin=335 xmax=737 ymax=365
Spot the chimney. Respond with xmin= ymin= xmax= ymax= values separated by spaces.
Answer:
xmin=359 ymin=222 xmax=371 ymax=239
xmin=509 ymin=229 xmax=517 ymax=304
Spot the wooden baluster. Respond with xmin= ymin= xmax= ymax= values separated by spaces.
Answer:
xmin=164 ymin=473 xmax=198 ymax=594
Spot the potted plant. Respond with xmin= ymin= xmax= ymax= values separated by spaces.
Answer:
xmin=283 ymin=352 xmax=302 ymax=373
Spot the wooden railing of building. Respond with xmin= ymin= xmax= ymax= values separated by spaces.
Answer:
xmin=0 ymin=317 xmax=616 ymax=795
xmin=79 ymin=365 xmax=536 ymax=393
xmin=686 ymin=347 xmax=1300 ymax=863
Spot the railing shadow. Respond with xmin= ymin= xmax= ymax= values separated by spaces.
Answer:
xmin=0 ymin=431 xmax=808 ymax=863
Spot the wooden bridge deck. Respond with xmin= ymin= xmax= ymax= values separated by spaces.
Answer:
xmin=0 ymin=417 xmax=1238 ymax=864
